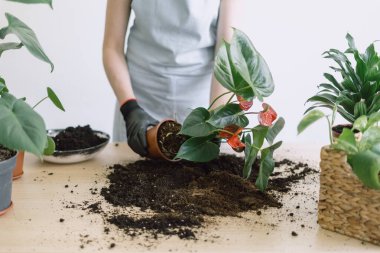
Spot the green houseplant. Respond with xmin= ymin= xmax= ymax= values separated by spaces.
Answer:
xmin=305 ymin=33 xmax=380 ymax=133
xmin=0 ymin=0 xmax=63 ymax=215
xmin=298 ymin=34 xmax=380 ymax=245
xmin=174 ymin=29 xmax=285 ymax=191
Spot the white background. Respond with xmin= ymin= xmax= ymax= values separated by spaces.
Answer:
xmin=0 ymin=0 xmax=379 ymax=145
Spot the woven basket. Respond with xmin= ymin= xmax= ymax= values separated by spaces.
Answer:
xmin=318 ymin=146 xmax=380 ymax=245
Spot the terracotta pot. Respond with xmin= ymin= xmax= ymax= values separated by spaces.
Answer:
xmin=146 ymin=119 xmax=179 ymax=161
xmin=12 ymin=151 xmax=25 ymax=180
xmin=0 ymin=151 xmax=17 ymax=216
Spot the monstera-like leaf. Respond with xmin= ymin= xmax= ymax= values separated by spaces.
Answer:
xmin=0 ymin=93 xmax=47 ymax=156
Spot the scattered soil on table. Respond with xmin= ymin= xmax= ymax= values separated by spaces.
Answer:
xmin=157 ymin=121 xmax=188 ymax=159
xmin=53 ymin=125 xmax=107 ymax=151
xmin=0 ymin=146 xmax=16 ymax=161
xmin=82 ymin=154 xmax=318 ymax=240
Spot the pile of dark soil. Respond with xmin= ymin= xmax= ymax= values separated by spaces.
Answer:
xmin=0 ymin=146 xmax=16 ymax=161
xmin=53 ymin=125 xmax=107 ymax=151
xmin=90 ymin=155 xmax=317 ymax=240
xmin=157 ymin=121 xmax=188 ymax=159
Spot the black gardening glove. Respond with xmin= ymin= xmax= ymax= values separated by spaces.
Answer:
xmin=120 ymin=100 xmax=159 ymax=156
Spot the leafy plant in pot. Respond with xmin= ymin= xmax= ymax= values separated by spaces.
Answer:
xmin=165 ymin=28 xmax=285 ymax=191
xmin=298 ymin=34 xmax=380 ymax=244
xmin=305 ymin=33 xmax=380 ymax=138
xmin=0 ymin=0 xmax=64 ymax=215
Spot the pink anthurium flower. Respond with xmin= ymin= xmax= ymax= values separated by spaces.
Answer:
xmin=237 ymin=95 xmax=253 ymax=111
xmin=258 ymin=103 xmax=277 ymax=126
xmin=218 ymin=125 xmax=245 ymax=152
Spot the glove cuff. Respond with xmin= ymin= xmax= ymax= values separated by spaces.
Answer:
xmin=120 ymin=99 xmax=140 ymax=119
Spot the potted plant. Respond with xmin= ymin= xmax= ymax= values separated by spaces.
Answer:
xmin=162 ymin=28 xmax=285 ymax=191
xmin=305 ymin=33 xmax=380 ymax=137
xmin=298 ymin=34 xmax=380 ymax=245
xmin=0 ymin=0 xmax=63 ymax=214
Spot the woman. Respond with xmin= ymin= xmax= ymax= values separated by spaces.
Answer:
xmin=103 ymin=0 xmax=240 ymax=156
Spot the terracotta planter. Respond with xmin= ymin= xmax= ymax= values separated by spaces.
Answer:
xmin=12 ymin=151 xmax=25 ymax=180
xmin=318 ymin=146 xmax=380 ymax=245
xmin=0 ymin=151 xmax=17 ymax=216
xmin=146 ymin=120 xmax=180 ymax=161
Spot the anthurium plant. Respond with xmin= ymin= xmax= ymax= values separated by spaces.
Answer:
xmin=175 ymin=29 xmax=285 ymax=191
xmin=0 ymin=0 xmax=64 ymax=156
xmin=305 ymin=33 xmax=380 ymax=123
xmin=298 ymin=109 xmax=380 ymax=189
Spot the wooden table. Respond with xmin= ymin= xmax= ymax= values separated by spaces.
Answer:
xmin=0 ymin=143 xmax=378 ymax=253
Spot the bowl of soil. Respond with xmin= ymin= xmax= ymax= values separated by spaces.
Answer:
xmin=43 ymin=125 xmax=110 ymax=164
xmin=146 ymin=120 xmax=188 ymax=161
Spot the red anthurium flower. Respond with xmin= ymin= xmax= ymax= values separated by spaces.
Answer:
xmin=218 ymin=124 xmax=242 ymax=139
xmin=227 ymin=135 xmax=246 ymax=152
xmin=237 ymin=95 xmax=253 ymax=111
xmin=258 ymin=103 xmax=277 ymax=126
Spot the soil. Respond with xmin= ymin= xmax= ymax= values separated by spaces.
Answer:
xmin=53 ymin=125 xmax=107 ymax=151
xmin=157 ymin=121 xmax=188 ymax=159
xmin=332 ymin=124 xmax=357 ymax=135
xmin=0 ymin=145 xmax=16 ymax=162
xmin=87 ymin=154 xmax=318 ymax=240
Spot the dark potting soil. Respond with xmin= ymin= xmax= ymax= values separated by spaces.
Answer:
xmin=0 ymin=146 xmax=16 ymax=161
xmin=157 ymin=121 xmax=188 ymax=159
xmin=92 ymin=155 xmax=317 ymax=240
xmin=53 ymin=125 xmax=107 ymax=151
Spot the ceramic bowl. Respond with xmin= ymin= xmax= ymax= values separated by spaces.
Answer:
xmin=43 ymin=129 xmax=110 ymax=164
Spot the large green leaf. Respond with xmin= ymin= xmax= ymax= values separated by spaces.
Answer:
xmin=352 ymin=115 xmax=367 ymax=132
xmin=214 ymin=41 xmax=236 ymax=92
xmin=230 ymin=29 xmax=274 ymax=101
xmin=207 ymin=103 xmax=248 ymax=128
xmin=323 ymin=73 xmax=343 ymax=91
xmin=266 ymin=117 xmax=285 ymax=145
xmin=332 ymin=128 xmax=358 ymax=155
xmin=0 ymin=42 xmax=23 ymax=56
xmin=47 ymin=87 xmax=65 ymax=111
xmin=255 ymin=141 xmax=282 ymax=191
xmin=0 ymin=93 xmax=47 ymax=156
xmin=7 ymin=0 xmax=53 ymax=8
xmin=179 ymin=107 xmax=216 ymax=137
xmin=252 ymin=125 xmax=269 ymax=148
xmin=348 ymin=150 xmax=380 ymax=189
xmin=297 ymin=110 xmax=325 ymax=134
xmin=367 ymin=112 xmax=380 ymax=128
xmin=358 ymin=126 xmax=380 ymax=151
xmin=175 ymin=135 xmax=220 ymax=162
xmin=1 ymin=13 xmax=54 ymax=71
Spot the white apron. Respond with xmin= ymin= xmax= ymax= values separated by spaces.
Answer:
xmin=113 ymin=0 xmax=220 ymax=141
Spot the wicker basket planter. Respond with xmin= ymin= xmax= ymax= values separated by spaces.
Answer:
xmin=318 ymin=146 xmax=380 ymax=245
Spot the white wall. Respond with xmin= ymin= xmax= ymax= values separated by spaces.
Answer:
xmin=0 ymin=0 xmax=379 ymax=145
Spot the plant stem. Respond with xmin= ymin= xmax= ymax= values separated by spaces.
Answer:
xmin=244 ymin=111 xmax=260 ymax=115
xmin=208 ymin=91 xmax=232 ymax=110
xmin=33 ymin=96 xmax=48 ymax=109
xmin=209 ymin=129 xmax=235 ymax=136
xmin=226 ymin=93 xmax=235 ymax=104
xmin=326 ymin=116 xmax=333 ymax=145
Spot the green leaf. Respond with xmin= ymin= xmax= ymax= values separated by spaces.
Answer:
xmin=323 ymin=73 xmax=343 ymax=91
xmin=266 ymin=117 xmax=284 ymax=145
xmin=243 ymin=134 xmax=258 ymax=178
xmin=0 ymin=77 xmax=8 ymax=94
xmin=2 ymin=13 xmax=54 ymax=71
xmin=332 ymin=128 xmax=358 ymax=155
xmin=175 ymin=135 xmax=220 ymax=162
xmin=255 ymin=141 xmax=282 ymax=191
xmin=230 ymin=29 xmax=274 ymax=100
xmin=348 ymin=150 xmax=380 ymax=189
xmin=43 ymin=136 xmax=55 ymax=155
xmin=214 ymin=41 xmax=236 ymax=92
xmin=252 ymin=125 xmax=269 ymax=148
xmin=0 ymin=93 xmax=47 ymax=156
xmin=207 ymin=103 xmax=248 ymax=128
xmin=0 ymin=42 xmax=23 ymax=56
xmin=6 ymin=0 xmax=53 ymax=9
xmin=179 ymin=107 xmax=216 ymax=137
xmin=47 ymin=87 xmax=65 ymax=111
xmin=367 ymin=112 xmax=380 ymax=128
xmin=346 ymin=33 xmax=356 ymax=50
xmin=358 ymin=126 xmax=380 ymax=151
xmin=306 ymin=93 xmax=337 ymax=105
xmin=352 ymin=115 xmax=367 ymax=132
xmin=297 ymin=110 xmax=325 ymax=134
xmin=318 ymin=83 xmax=340 ymax=95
